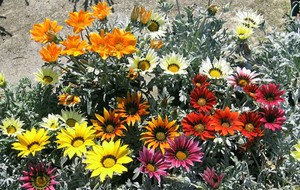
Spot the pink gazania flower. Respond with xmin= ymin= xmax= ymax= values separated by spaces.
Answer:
xmin=190 ymin=87 xmax=217 ymax=113
xmin=260 ymin=106 xmax=286 ymax=131
xmin=255 ymin=83 xmax=285 ymax=106
xmin=181 ymin=112 xmax=215 ymax=141
xmin=164 ymin=135 xmax=204 ymax=172
xmin=137 ymin=146 xmax=169 ymax=185
xmin=20 ymin=162 xmax=58 ymax=190
xmin=192 ymin=74 xmax=210 ymax=88
xmin=227 ymin=67 xmax=260 ymax=88
xmin=201 ymin=167 xmax=225 ymax=189
xmin=238 ymin=111 xmax=264 ymax=140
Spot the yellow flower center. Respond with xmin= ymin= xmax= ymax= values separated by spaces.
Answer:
xmin=138 ymin=60 xmax=150 ymax=71
xmin=72 ymin=137 xmax=84 ymax=147
xmin=34 ymin=174 xmax=49 ymax=189
xmin=50 ymin=122 xmax=58 ymax=129
xmin=6 ymin=125 xmax=16 ymax=134
xmin=148 ymin=20 xmax=159 ymax=32
xmin=66 ymin=118 xmax=76 ymax=127
xmin=197 ymin=98 xmax=207 ymax=106
xmin=102 ymin=157 xmax=116 ymax=168
xmin=221 ymin=122 xmax=230 ymax=128
xmin=146 ymin=163 xmax=156 ymax=172
xmin=245 ymin=123 xmax=254 ymax=132
xmin=43 ymin=76 xmax=53 ymax=84
xmin=238 ymin=79 xmax=248 ymax=87
xmin=175 ymin=151 xmax=187 ymax=160
xmin=209 ymin=69 xmax=222 ymax=78
xmin=167 ymin=64 xmax=180 ymax=73
xmin=155 ymin=132 xmax=166 ymax=141
xmin=28 ymin=142 xmax=40 ymax=152
xmin=115 ymin=43 xmax=124 ymax=51
xmin=194 ymin=123 xmax=205 ymax=132
xmin=105 ymin=124 xmax=115 ymax=133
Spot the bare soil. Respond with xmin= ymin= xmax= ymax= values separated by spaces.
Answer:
xmin=0 ymin=0 xmax=290 ymax=84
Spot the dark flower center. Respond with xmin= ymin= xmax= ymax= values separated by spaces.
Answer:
xmin=43 ymin=76 xmax=53 ymax=84
xmin=126 ymin=103 xmax=138 ymax=115
xmin=266 ymin=114 xmax=276 ymax=123
xmin=148 ymin=20 xmax=160 ymax=32
xmin=105 ymin=124 xmax=115 ymax=133
xmin=265 ymin=93 xmax=275 ymax=101
xmin=138 ymin=60 xmax=150 ymax=71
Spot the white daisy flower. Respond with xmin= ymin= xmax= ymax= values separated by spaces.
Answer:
xmin=0 ymin=116 xmax=24 ymax=137
xmin=200 ymin=57 xmax=233 ymax=79
xmin=35 ymin=68 xmax=59 ymax=86
xmin=40 ymin=113 xmax=61 ymax=131
xmin=59 ymin=109 xmax=86 ymax=128
xmin=160 ymin=52 xmax=190 ymax=75
xmin=146 ymin=12 xmax=167 ymax=39
xmin=236 ymin=10 xmax=264 ymax=28
xmin=128 ymin=49 xmax=159 ymax=74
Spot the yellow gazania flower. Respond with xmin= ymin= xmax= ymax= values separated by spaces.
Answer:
xmin=61 ymin=35 xmax=89 ymax=56
xmin=40 ymin=113 xmax=60 ymax=131
xmin=30 ymin=18 xmax=63 ymax=43
xmin=39 ymin=42 xmax=62 ymax=63
xmin=34 ymin=68 xmax=59 ymax=85
xmin=0 ymin=116 xmax=24 ymax=137
xmin=65 ymin=10 xmax=94 ymax=34
xmin=140 ymin=115 xmax=179 ymax=154
xmin=56 ymin=122 xmax=96 ymax=159
xmin=236 ymin=25 xmax=253 ymax=41
xmin=58 ymin=93 xmax=81 ymax=106
xmin=12 ymin=128 xmax=50 ymax=157
xmin=59 ymin=109 xmax=86 ymax=128
xmin=106 ymin=28 xmax=137 ymax=59
xmin=115 ymin=91 xmax=150 ymax=126
xmin=84 ymin=139 xmax=133 ymax=182
xmin=0 ymin=72 xmax=7 ymax=88
xmin=92 ymin=2 xmax=112 ymax=21
xmin=88 ymin=30 xmax=109 ymax=59
xmin=91 ymin=108 xmax=127 ymax=141
xmin=160 ymin=52 xmax=190 ymax=75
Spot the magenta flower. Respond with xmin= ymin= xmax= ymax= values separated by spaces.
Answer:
xmin=20 ymin=162 xmax=58 ymax=190
xmin=201 ymin=167 xmax=225 ymax=189
xmin=164 ymin=135 xmax=203 ymax=172
xmin=137 ymin=146 xmax=169 ymax=185
xmin=227 ymin=67 xmax=260 ymax=88
xmin=255 ymin=83 xmax=285 ymax=106
xmin=260 ymin=106 xmax=286 ymax=131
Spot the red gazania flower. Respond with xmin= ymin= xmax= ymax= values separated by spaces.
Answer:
xmin=243 ymin=83 xmax=259 ymax=98
xmin=255 ymin=83 xmax=285 ymax=106
xmin=238 ymin=111 xmax=263 ymax=139
xmin=192 ymin=74 xmax=210 ymax=88
xmin=137 ymin=146 xmax=169 ymax=185
xmin=115 ymin=91 xmax=150 ymax=126
xmin=190 ymin=87 xmax=217 ymax=113
xmin=20 ymin=162 xmax=58 ymax=190
xmin=211 ymin=107 xmax=243 ymax=136
xmin=181 ymin=112 xmax=215 ymax=141
xmin=164 ymin=135 xmax=204 ymax=172
xmin=260 ymin=106 xmax=286 ymax=131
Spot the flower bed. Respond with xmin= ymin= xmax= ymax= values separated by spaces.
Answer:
xmin=0 ymin=1 xmax=300 ymax=189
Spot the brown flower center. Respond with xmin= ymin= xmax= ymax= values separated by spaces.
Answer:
xmin=194 ymin=123 xmax=205 ymax=132
xmin=146 ymin=163 xmax=156 ymax=172
xmin=175 ymin=151 xmax=187 ymax=160
xmin=245 ymin=123 xmax=254 ymax=132
xmin=155 ymin=132 xmax=166 ymax=141
xmin=168 ymin=64 xmax=180 ymax=73
xmin=197 ymin=98 xmax=207 ymax=106
xmin=138 ymin=60 xmax=150 ymax=71
xmin=43 ymin=76 xmax=53 ymax=84
xmin=105 ymin=124 xmax=115 ymax=133
xmin=66 ymin=118 xmax=76 ymax=127
xmin=148 ymin=20 xmax=159 ymax=32
xmin=221 ymin=122 xmax=230 ymax=128
xmin=33 ymin=173 xmax=50 ymax=189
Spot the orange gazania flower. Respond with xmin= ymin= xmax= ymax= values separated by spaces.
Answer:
xmin=91 ymin=108 xmax=127 ymax=141
xmin=238 ymin=111 xmax=263 ymax=140
xmin=88 ymin=30 xmax=109 ymax=59
xmin=65 ymin=10 xmax=94 ymax=33
xmin=30 ymin=18 xmax=63 ymax=43
xmin=92 ymin=2 xmax=112 ymax=21
xmin=58 ymin=93 xmax=81 ymax=106
xmin=107 ymin=28 xmax=137 ymax=59
xmin=39 ymin=42 xmax=62 ymax=63
xmin=139 ymin=7 xmax=152 ymax=25
xmin=181 ymin=112 xmax=215 ymax=141
xmin=115 ymin=91 xmax=150 ymax=126
xmin=140 ymin=115 xmax=179 ymax=154
xmin=210 ymin=107 xmax=243 ymax=136
xmin=190 ymin=87 xmax=217 ymax=113
xmin=61 ymin=35 xmax=89 ymax=56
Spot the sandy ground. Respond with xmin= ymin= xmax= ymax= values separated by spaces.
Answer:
xmin=0 ymin=0 xmax=290 ymax=84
